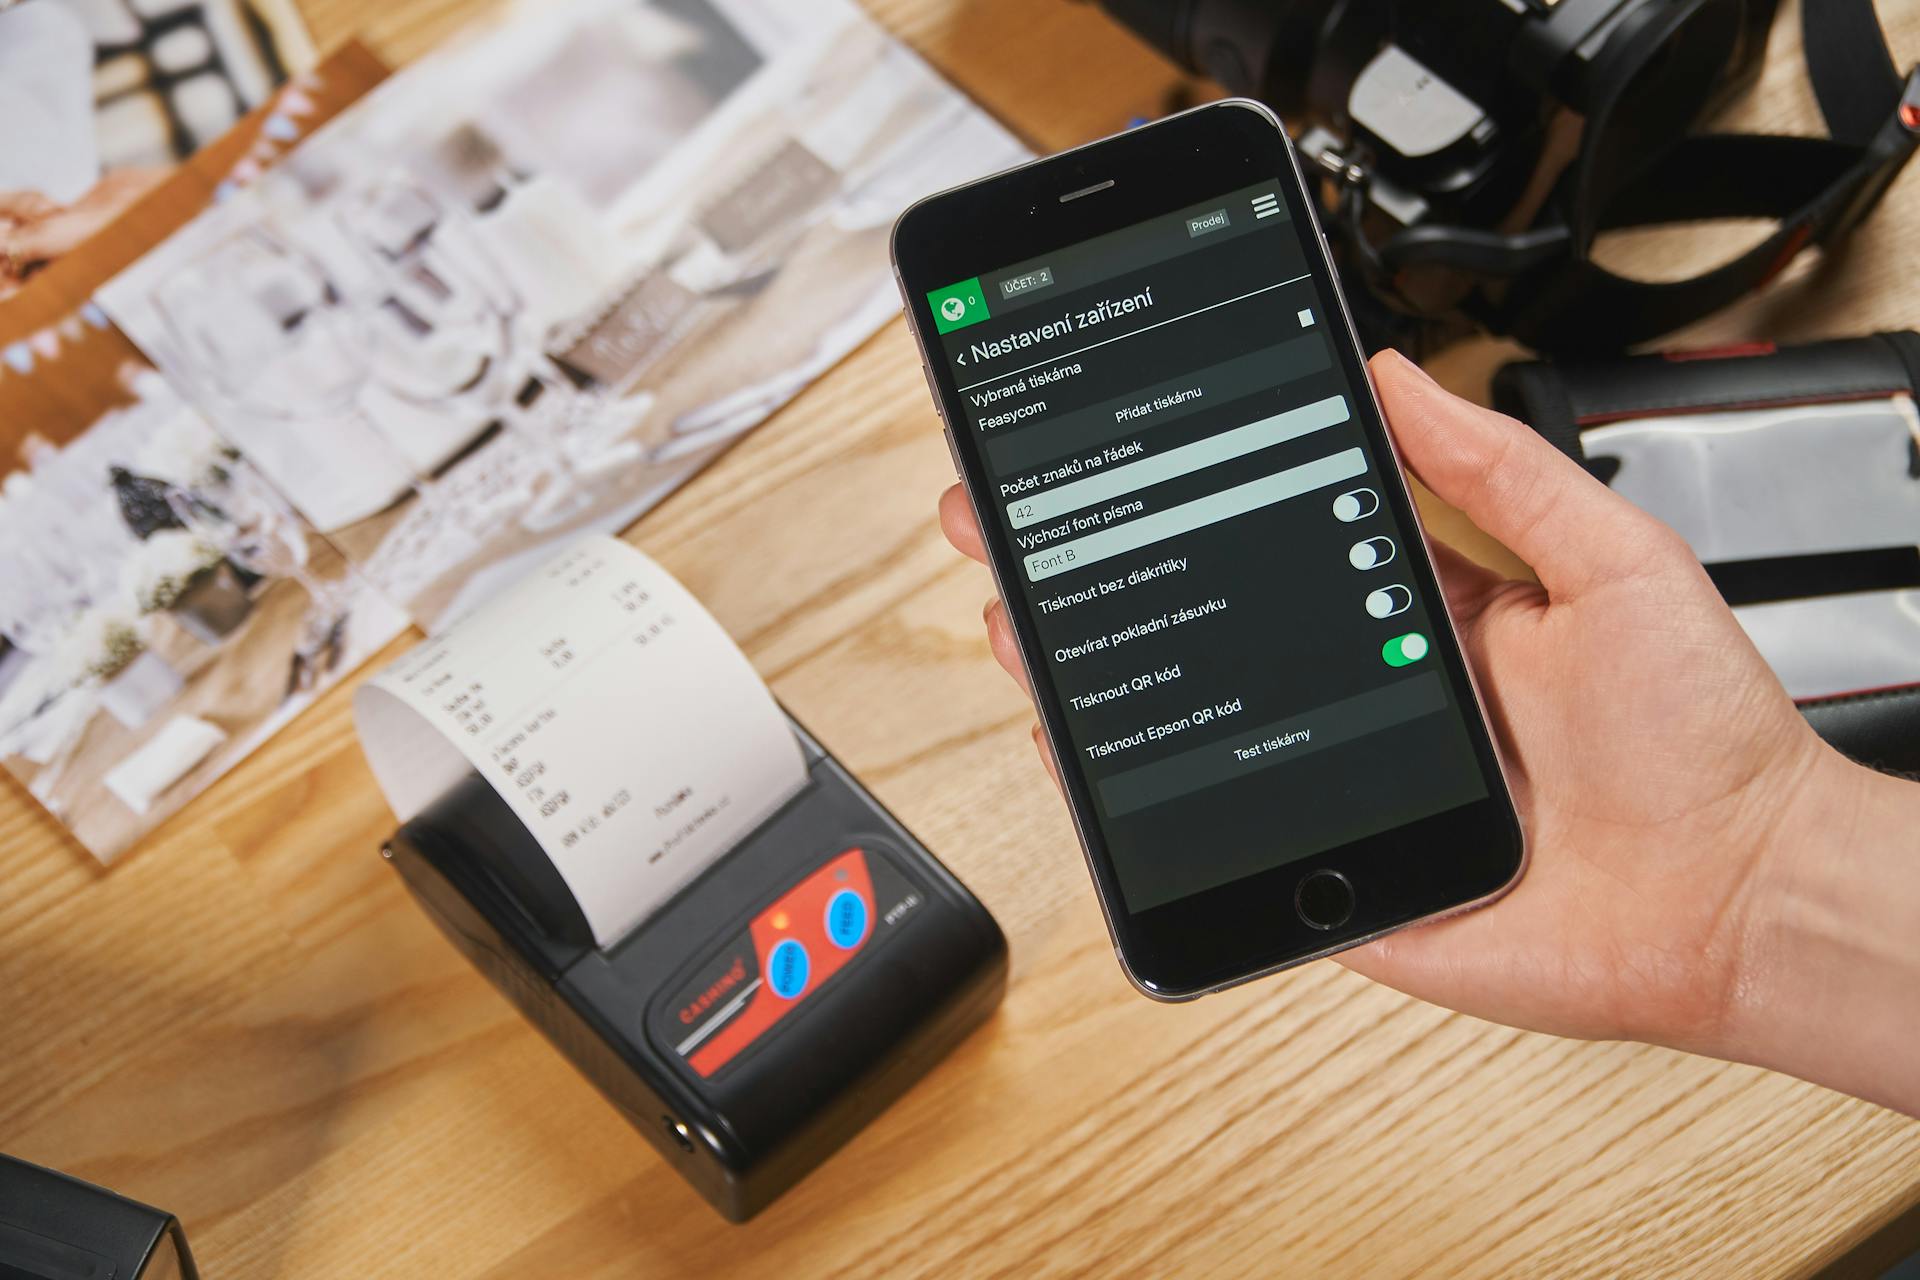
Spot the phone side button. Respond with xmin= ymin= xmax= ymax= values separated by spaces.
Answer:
xmin=920 ymin=362 xmax=944 ymax=415
xmin=942 ymin=427 xmax=964 ymax=480
xmin=920 ymin=363 xmax=963 ymax=479
xmin=1295 ymin=870 xmax=1354 ymax=931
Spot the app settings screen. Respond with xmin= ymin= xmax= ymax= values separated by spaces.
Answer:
xmin=932 ymin=183 xmax=1488 ymax=911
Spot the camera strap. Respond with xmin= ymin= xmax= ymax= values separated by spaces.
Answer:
xmin=1804 ymin=0 xmax=1907 ymax=145
xmin=1456 ymin=0 xmax=1920 ymax=351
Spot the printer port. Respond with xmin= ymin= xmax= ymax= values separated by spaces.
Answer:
xmin=663 ymin=1115 xmax=695 ymax=1153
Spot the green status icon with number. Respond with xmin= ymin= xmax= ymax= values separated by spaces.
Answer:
xmin=928 ymin=277 xmax=990 ymax=334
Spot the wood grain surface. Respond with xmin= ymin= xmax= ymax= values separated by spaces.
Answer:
xmin=3 ymin=2 xmax=1918 ymax=1276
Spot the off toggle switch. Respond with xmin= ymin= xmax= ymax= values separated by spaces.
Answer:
xmin=1349 ymin=536 xmax=1395 ymax=570
xmin=1382 ymin=632 xmax=1430 ymax=667
xmin=1366 ymin=584 xmax=1412 ymax=619
xmin=1332 ymin=487 xmax=1379 ymax=522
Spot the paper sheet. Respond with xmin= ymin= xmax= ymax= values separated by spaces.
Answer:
xmin=355 ymin=536 xmax=806 ymax=945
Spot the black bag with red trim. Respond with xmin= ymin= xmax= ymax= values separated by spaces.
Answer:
xmin=1494 ymin=333 xmax=1920 ymax=776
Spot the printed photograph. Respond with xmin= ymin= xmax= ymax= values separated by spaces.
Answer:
xmin=102 ymin=0 xmax=1027 ymax=631
xmin=0 ymin=352 xmax=406 ymax=862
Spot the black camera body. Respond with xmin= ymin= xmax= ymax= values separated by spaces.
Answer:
xmin=1101 ymin=0 xmax=1918 ymax=352
xmin=1115 ymin=1 xmax=1772 ymax=215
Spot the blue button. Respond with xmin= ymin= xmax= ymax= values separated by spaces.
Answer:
xmin=766 ymin=938 xmax=810 ymax=999
xmin=825 ymin=890 xmax=869 ymax=950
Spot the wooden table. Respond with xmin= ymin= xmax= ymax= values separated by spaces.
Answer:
xmin=4 ymin=2 xmax=1918 ymax=1275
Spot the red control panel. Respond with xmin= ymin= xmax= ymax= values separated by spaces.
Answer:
xmin=662 ymin=848 xmax=886 ymax=1079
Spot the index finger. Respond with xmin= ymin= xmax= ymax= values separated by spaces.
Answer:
xmin=1369 ymin=350 xmax=1680 ymax=599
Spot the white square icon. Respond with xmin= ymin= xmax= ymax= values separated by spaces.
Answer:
xmin=1298 ymin=308 xmax=1316 ymax=327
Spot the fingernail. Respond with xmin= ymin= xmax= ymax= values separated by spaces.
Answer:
xmin=1391 ymin=348 xmax=1438 ymax=385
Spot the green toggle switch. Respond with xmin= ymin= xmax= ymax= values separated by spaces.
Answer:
xmin=1382 ymin=632 xmax=1430 ymax=667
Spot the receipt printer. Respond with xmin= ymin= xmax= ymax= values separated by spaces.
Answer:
xmin=383 ymin=718 xmax=1006 ymax=1222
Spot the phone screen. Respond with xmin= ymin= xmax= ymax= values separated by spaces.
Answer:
xmin=921 ymin=178 xmax=1494 ymax=915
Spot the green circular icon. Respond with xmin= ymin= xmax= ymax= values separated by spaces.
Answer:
xmin=941 ymin=296 xmax=967 ymax=322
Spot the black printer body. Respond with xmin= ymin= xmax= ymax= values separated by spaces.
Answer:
xmin=0 ymin=1155 xmax=197 ymax=1279
xmin=385 ymin=719 xmax=1006 ymax=1222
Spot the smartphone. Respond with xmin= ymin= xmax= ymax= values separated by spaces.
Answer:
xmin=891 ymin=100 xmax=1525 ymax=999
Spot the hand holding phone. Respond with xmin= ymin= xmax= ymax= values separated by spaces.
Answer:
xmin=900 ymin=101 xmax=1920 ymax=1119
xmin=940 ymin=347 xmax=1839 ymax=1030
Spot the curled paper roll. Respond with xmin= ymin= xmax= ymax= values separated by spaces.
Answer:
xmin=354 ymin=536 xmax=806 ymax=946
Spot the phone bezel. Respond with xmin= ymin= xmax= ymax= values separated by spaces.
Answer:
xmin=892 ymin=100 xmax=1526 ymax=999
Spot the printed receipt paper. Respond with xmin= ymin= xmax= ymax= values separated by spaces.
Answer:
xmin=355 ymin=537 xmax=806 ymax=946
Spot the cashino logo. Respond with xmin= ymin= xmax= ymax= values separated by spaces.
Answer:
xmin=928 ymin=277 xmax=990 ymax=334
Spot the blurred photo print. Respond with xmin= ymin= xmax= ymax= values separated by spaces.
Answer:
xmin=0 ymin=342 xmax=405 ymax=862
xmin=103 ymin=0 xmax=1026 ymax=631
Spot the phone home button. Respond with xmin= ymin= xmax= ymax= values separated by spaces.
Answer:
xmin=1295 ymin=870 xmax=1354 ymax=931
